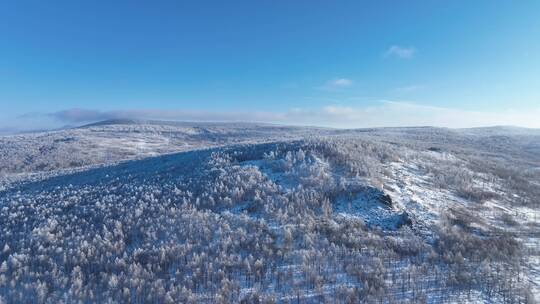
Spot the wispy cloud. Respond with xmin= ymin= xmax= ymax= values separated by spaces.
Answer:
xmin=391 ymin=84 xmax=426 ymax=94
xmin=384 ymin=45 xmax=416 ymax=59
xmin=299 ymin=101 xmax=540 ymax=128
xmin=319 ymin=78 xmax=353 ymax=91
xmin=49 ymin=109 xmax=116 ymax=123
xmin=43 ymin=102 xmax=540 ymax=129
xmin=48 ymin=108 xmax=286 ymax=124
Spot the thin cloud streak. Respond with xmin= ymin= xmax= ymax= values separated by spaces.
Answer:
xmin=45 ymin=102 xmax=540 ymax=129
xmin=384 ymin=45 xmax=416 ymax=59
xmin=391 ymin=85 xmax=426 ymax=94
xmin=318 ymin=78 xmax=353 ymax=91
xmin=49 ymin=108 xmax=286 ymax=124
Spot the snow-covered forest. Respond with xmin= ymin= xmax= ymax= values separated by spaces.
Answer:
xmin=0 ymin=121 xmax=538 ymax=303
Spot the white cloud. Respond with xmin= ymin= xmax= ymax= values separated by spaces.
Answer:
xmin=7 ymin=102 xmax=539 ymax=133
xmin=282 ymin=101 xmax=540 ymax=129
xmin=384 ymin=45 xmax=416 ymax=59
xmin=319 ymin=78 xmax=353 ymax=91
xmin=276 ymin=101 xmax=540 ymax=129
xmin=45 ymin=103 xmax=540 ymax=129
xmin=48 ymin=108 xmax=286 ymax=124
xmin=330 ymin=78 xmax=353 ymax=87
xmin=391 ymin=85 xmax=425 ymax=94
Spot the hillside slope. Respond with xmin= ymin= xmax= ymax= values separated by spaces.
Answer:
xmin=0 ymin=120 xmax=325 ymax=177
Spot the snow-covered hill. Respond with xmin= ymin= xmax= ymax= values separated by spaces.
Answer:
xmin=3 ymin=121 xmax=539 ymax=179
xmin=0 ymin=121 xmax=538 ymax=303
xmin=0 ymin=120 xmax=327 ymax=182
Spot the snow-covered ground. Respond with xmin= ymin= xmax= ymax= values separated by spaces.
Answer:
xmin=0 ymin=121 xmax=538 ymax=303
xmin=0 ymin=120 xmax=324 ymax=180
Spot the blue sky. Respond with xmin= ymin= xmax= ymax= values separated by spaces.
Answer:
xmin=1 ymin=0 xmax=539 ymax=131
